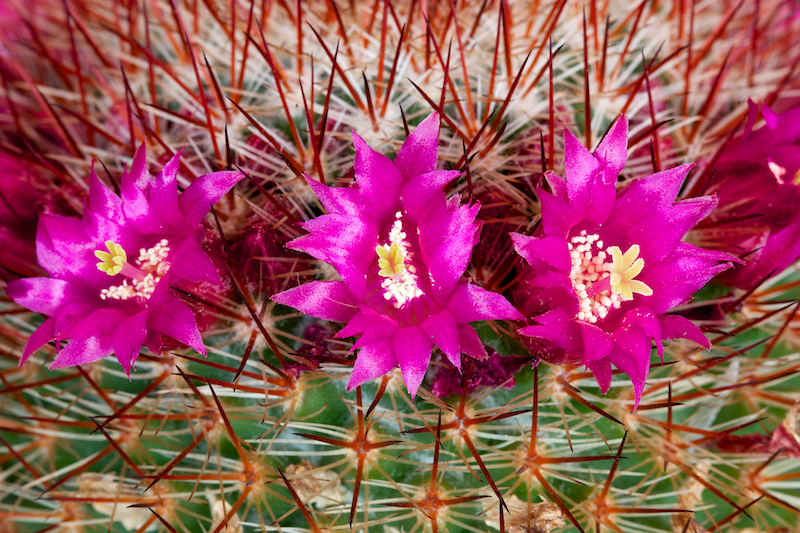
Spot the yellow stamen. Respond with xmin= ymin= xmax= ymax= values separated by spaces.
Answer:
xmin=376 ymin=243 xmax=406 ymax=277
xmin=607 ymin=244 xmax=653 ymax=301
xmin=95 ymin=240 xmax=127 ymax=276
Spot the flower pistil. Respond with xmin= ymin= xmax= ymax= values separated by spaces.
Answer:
xmin=95 ymin=239 xmax=171 ymax=301
xmin=608 ymin=244 xmax=652 ymax=301
xmin=95 ymin=240 xmax=130 ymax=276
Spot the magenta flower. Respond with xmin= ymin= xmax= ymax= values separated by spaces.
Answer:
xmin=512 ymin=117 xmax=735 ymax=408
xmin=698 ymin=100 xmax=800 ymax=289
xmin=272 ymin=113 xmax=522 ymax=397
xmin=7 ymin=144 xmax=243 ymax=374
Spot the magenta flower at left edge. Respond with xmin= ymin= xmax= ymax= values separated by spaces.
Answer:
xmin=512 ymin=117 xmax=736 ymax=408
xmin=272 ymin=112 xmax=523 ymax=397
xmin=7 ymin=144 xmax=243 ymax=374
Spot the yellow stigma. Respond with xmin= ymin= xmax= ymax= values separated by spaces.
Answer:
xmin=95 ymin=240 xmax=127 ymax=276
xmin=607 ymin=244 xmax=653 ymax=301
xmin=376 ymin=243 xmax=406 ymax=277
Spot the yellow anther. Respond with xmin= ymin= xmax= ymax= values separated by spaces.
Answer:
xmin=95 ymin=240 xmax=127 ymax=276
xmin=376 ymin=243 xmax=406 ymax=278
xmin=607 ymin=244 xmax=653 ymax=301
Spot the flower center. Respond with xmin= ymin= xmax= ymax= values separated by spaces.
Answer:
xmin=376 ymin=212 xmax=423 ymax=309
xmin=94 ymin=239 xmax=171 ymax=301
xmin=567 ymin=231 xmax=652 ymax=323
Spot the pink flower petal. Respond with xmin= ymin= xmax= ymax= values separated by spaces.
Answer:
xmin=610 ymin=325 xmax=653 ymax=409
xmin=659 ymin=314 xmax=710 ymax=349
xmin=608 ymin=166 xmax=704 ymax=264
xmin=150 ymin=300 xmax=205 ymax=355
xmin=447 ymin=282 xmax=524 ymax=324
xmin=149 ymin=148 xmax=183 ymax=229
xmin=642 ymin=243 xmax=734 ymax=314
xmin=594 ymin=115 xmax=629 ymax=180
xmin=21 ymin=316 xmax=57 ymax=363
xmin=7 ymin=277 xmax=86 ymax=316
xmin=393 ymin=326 xmax=433 ymax=398
xmin=742 ymin=98 xmax=759 ymax=141
xmin=113 ymin=310 xmax=149 ymax=376
xmin=420 ymin=310 xmax=461 ymax=369
xmin=290 ymin=214 xmax=377 ymax=298
xmin=522 ymin=269 xmax=574 ymax=292
xmin=179 ymin=170 xmax=244 ymax=227
xmin=578 ymin=322 xmax=614 ymax=363
xmin=337 ymin=307 xmax=398 ymax=350
xmin=61 ymin=308 xmax=128 ymax=340
xmin=120 ymin=143 xmax=150 ymax=211
xmin=421 ymin=202 xmax=481 ymax=299
xmin=564 ymin=128 xmax=601 ymax=220
xmin=393 ymin=112 xmax=440 ymax=181
xmin=511 ymin=233 xmax=571 ymax=273
xmin=37 ymin=214 xmax=97 ymax=282
xmin=144 ymin=329 xmax=163 ymax=356
xmin=727 ymin=219 xmax=800 ymax=289
xmin=538 ymin=188 xmax=574 ymax=237
xmin=352 ymin=133 xmax=404 ymax=220
xmin=122 ymin=142 xmax=151 ymax=190
xmin=121 ymin=150 xmax=159 ymax=234
xmin=519 ymin=307 xmax=579 ymax=351
xmin=544 ymin=171 xmax=568 ymax=201
xmin=305 ymin=175 xmax=363 ymax=217
xmin=763 ymin=103 xmax=779 ymax=129
xmin=621 ymin=307 xmax=664 ymax=359
xmin=50 ymin=335 xmax=114 ymax=369
xmin=347 ymin=337 xmax=397 ymax=390
xmin=170 ymin=235 xmax=221 ymax=285
xmin=614 ymin=164 xmax=692 ymax=214
xmin=586 ymin=357 xmax=613 ymax=393
xmin=88 ymin=168 xmax=123 ymax=221
xmin=401 ymin=169 xmax=461 ymax=220
xmin=148 ymin=271 xmax=177 ymax=307
xmin=458 ymin=324 xmax=488 ymax=360
xmin=272 ymin=281 xmax=358 ymax=322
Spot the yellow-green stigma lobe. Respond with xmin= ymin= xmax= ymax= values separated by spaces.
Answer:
xmin=376 ymin=243 xmax=406 ymax=277
xmin=95 ymin=241 xmax=126 ymax=275
xmin=607 ymin=244 xmax=653 ymax=301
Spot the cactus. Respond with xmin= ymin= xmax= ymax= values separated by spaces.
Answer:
xmin=1 ymin=1 xmax=800 ymax=532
